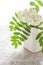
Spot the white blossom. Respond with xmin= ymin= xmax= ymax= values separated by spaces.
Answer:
xmin=18 ymin=8 xmax=43 ymax=25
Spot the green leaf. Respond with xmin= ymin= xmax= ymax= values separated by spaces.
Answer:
xmin=14 ymin=28 xmax=30 ymax=36
xmin=39 ymin=27 xmax=43 ymax=30
xmin=36 ymin=32 xmax=43 ymax=40
xmin=14 ymin=32 xmax=27 ymax=40
xmin=36 ymin=0 xmax=43 ymax=6
xmin=14 ymin=29 xmax=30 ymax=36
xmin=15 ymin=25 xmax=31 ymax=33
xmin=17 ymin=40 xmax=22 ymax=45
xmin=14 ymin=32 xmax=20 ymax=35
xmin=12 ymin=17 xmax=18 ymax=22
xmin=19 ymin=37 xmax=25 ymax=41
xmin=14 ymin=43 xmax=18 ymax=48
xmin=36 ymin=32 xmax=42 ymax=40
xmin=35 ymin=5 xmax=39 ymax=12
xmin=42 ymin=47 xmax=43 ymax=53
xmin=22 ymin=30 xmax=30 ymax=36
xmin=24 ymin=26 xmax=31 ymax=33
xmin=15 ymin=27 xmax=21 ymax=31
xmin=29 ymin=25 xmax=39 ymax=29
xmin=16 ymin=21 xmax=31 ymax=33
xmin=15 ymin=12 xmax=18 ymax=18
xmin=39 ymin=37 xmax=43 ymax=46
xmin=9 ymin=26 xmax=16 ymax=31
xmin=15 ymin=21 xmax=24 ymax=27
xmin=38 ymin=22 xmax=43 ymax=26
xmin=12 ymin=42 xmax=18 ymax=48
xmin=11 ymin=35 xmax=24 ymax=41
xmin=11 ymin=36 xmax=18 ymax=39
xmin=11 ymin=39 xmax=18 ymax=48
xmin=11 ymin=39 xmax=17 ymax=42
xmin=26 ymin=24 xmax=31 ymax=30
xmin=30 ymin=2 xmax=35 ymax=6
xmin=12 ymin=17 xmax=24 ymax=28
xmin=11 ymin=39 xmax=22 ymax=47
xmin=36 ymin=31 xmax=43 ymax=53
xmin=13 ymin=21 xmax=25 ymax=29
xmin=19 ymin=21 xmax=25 ymax=26
xmin=10 ymin=21 xmax=15 ymax=25
xmin=20 ymin=34 xmax=27 ymax=40
xmin=20 ymin=21 xmax=26 ymax=24
xmin=15 ymin=24 xmax=20 ymax=28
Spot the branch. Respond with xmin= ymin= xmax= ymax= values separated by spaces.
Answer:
xmin=29 ymin=25 xmax=43 ymax=30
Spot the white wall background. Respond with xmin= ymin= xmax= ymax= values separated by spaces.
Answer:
xmin=0 ymin=0 xmax=31 ymax=25
xmin=0 ymin=0 xmax=43 ymax=64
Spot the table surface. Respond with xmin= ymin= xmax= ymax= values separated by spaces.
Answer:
xmin=0 ymin=46 xmax=43 ymax=65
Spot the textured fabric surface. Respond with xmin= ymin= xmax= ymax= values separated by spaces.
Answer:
xmin=1 ymin=47 xmax=43 ymax=65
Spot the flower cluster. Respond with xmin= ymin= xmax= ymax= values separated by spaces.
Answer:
xmin=18 ymin=8 xmax=43 ymax=25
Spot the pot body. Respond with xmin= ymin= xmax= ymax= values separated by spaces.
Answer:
xmin=23 ymin=28 xmax=41 ymax=52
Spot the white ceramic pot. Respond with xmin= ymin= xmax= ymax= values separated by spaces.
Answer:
xmin=23 ymin=28 xmax=41 ymax=52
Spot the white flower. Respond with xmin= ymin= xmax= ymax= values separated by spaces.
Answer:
xmin=18 ymin=8 xmax=43 ymax=26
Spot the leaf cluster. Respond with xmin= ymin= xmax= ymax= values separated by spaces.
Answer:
xmin=9 ymin=13 xmax=31 ymax=48
xmin=30 ymin=0 xmax=43 ymax=13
